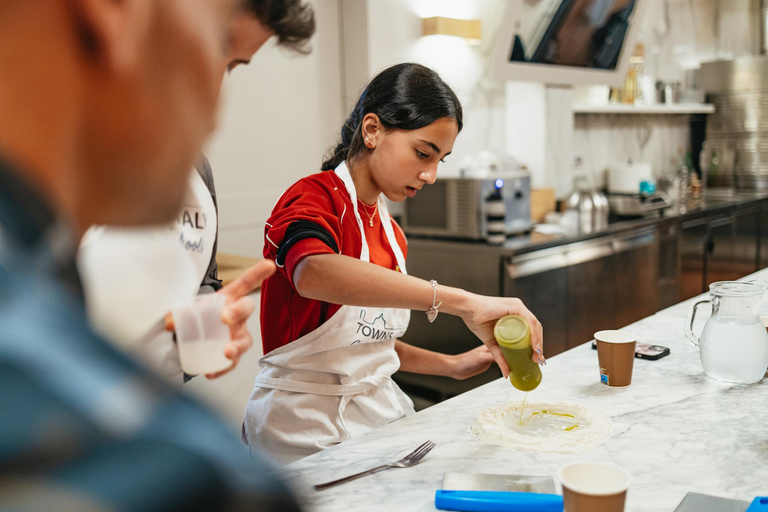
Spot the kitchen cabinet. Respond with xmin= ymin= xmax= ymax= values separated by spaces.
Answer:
xmin=735 ymin=208 xmax=760 ymax=275
xmin=507 ymin=233 xmax=656 ymax=351
xmin=761 ymin=206 xmax=768 ymax=268
xmin=657 ymin=224 xmax=680 ymax=309
xmin=707 ymin=209 xmax=759 ymax=285
xmin=503 ymin=247 xmax=568 ymax=357
xmin=761 ymin=205 xmax=768 ymax=269
xmin=566 ymin=237 xmax=616 ymax=347
xmin=613 ymin=229 xmax=659 ymax=327
xmin=679 ymin=217 xmax=709 ymax=300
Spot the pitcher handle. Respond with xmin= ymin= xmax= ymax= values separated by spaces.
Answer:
xmin=684 ymin=299 xmax=710 ymax=347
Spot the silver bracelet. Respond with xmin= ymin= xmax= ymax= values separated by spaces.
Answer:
xmin=426 ymin=279 xmax=442 ymax=323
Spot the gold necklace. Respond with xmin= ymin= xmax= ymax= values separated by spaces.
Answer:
xmin=358 ymin=199 xmax=378 ymax=227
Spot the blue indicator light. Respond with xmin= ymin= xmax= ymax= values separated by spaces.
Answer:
xmin=495 ymin=178 xmax=504 ymax=189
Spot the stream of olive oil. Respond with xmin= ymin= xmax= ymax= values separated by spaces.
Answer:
xmin=518 ymin=393 xmax=528 ymax=425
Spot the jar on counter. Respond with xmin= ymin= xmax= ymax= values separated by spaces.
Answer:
xmin=566 ymin=171 xmax=607 ymax=233
xmin=670 ymin=155 xmax=689 ymax=214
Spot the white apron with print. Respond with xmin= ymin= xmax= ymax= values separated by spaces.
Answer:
xmin=244 ymin=162 xmax=415 ymax=464
xmin=79 ymin=169 xmax=217 ymax=374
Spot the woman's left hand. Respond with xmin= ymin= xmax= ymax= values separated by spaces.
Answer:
xmin=458 ymin=294 xmax=544 ymax=378
xmin=449 ymin=345 xmax=495 ymax=380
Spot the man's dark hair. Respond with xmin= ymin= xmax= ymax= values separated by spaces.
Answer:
xmin=246 ymin=0 xmax=315 ymax=54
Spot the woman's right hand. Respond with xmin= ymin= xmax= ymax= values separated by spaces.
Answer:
xmin=458 ymin=294 xmax=544 ymax=378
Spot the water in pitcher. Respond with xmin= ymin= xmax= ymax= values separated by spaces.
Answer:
xmin=700 ymin=317 xmax=768 ymax=383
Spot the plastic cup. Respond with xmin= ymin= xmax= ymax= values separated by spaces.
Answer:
xmin=595 ymin=330 xmax=637 ymax=387
xmin=558 ymin=462 xmax=630 ymax=512
xmin=172 ymin=293 xmax=232 ymax=375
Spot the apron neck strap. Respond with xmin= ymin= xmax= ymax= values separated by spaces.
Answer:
xmin=332 ymin=162 xmax=407 ymax=274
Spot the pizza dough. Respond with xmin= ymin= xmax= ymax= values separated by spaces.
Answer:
xmin=470 ymin=401 xmax=613 ymax=454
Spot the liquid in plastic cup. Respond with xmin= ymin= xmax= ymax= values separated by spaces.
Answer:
xmin=172 ymin=293 xmax=232 ymax=375
xmin=494 ymin=315 xmax=542 ymax=391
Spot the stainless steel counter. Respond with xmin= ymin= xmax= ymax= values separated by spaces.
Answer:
xmin=500 ymin=192 xmax=768 ymax=257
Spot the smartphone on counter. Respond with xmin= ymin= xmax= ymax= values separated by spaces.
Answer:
xmin=591 ymin=340 xmax=671 ymax=360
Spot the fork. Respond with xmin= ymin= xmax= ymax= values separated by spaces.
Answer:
xmin=313 ymin=440 xmax=436 ymax=491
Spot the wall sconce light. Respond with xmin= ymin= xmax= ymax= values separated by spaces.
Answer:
xmin=421 ymin=16 xmax=482 ymax=45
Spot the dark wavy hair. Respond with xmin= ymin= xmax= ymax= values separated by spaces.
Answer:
xmin=322 ymin=63 xmax=463 ymax=171
xmin=246 ymin=0 xmax=315 ymax=54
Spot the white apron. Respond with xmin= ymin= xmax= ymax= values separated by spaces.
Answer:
xmin=244 ymin=162 xmax=415 ymax=464
xmin=79 ymin=169 xmax=217 ymax=377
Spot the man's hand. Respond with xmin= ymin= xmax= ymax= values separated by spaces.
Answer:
xmin=166 ymin=260 xmax=277 ymax=379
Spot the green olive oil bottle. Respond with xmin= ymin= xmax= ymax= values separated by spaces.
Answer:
xmin=494 ymin=315 xmax=542 ymax=392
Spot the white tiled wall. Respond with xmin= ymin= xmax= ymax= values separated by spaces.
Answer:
xmin=574 ymin=113 xmax=692 ymax=187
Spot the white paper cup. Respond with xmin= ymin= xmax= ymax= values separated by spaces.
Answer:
xmin=558 ymin=462 xmax=631 ymax=512
xmin=172 ymin=294 xmax=231 ymax=375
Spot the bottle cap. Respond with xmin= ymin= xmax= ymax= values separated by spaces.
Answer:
xmin=494 ymin=315 xmax=530 ymax=347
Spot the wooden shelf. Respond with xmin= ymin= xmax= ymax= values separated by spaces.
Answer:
xmin=573 ymin=103 xmax=715 ymax=114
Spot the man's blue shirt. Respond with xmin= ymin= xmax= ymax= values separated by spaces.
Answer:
xmin=0 ymin=157 xmax=298 ymax=512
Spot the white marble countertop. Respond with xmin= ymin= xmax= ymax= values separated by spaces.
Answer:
xmin=283 ymin=270 xmax=768 ymax=512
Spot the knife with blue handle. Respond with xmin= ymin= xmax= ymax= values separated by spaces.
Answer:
xmin=435 ymin=490 xmax=563 ymax=512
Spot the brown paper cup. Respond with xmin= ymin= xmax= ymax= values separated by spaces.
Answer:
xmin=595 ymin=330 xmax=637 ymax=387
xmin=558 ymin=462 xmax=630 ymax=512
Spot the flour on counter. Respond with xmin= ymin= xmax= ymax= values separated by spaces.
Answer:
xmin=470 ymin=401 xmax=613 ymax=453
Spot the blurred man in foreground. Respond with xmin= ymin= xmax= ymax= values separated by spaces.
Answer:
xmin=0 ymin=0 xmax=305 ymax=510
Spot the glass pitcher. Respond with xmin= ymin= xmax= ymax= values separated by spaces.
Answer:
xmin=685 ymin=281 xmax=768 ymax=383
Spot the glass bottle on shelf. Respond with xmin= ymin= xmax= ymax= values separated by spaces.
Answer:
xmin=622 ymin=44 xmax=644 ymax=104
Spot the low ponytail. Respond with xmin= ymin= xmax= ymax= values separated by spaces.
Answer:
xmin=321 ymin=63 xmax=462 ymax=171
xmin=321 ymin=91 xmax=367 ymax=170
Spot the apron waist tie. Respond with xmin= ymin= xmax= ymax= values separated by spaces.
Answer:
xmin=253 ymin=372 xmax=394 ymax=397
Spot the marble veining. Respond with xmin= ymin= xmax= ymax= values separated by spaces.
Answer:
xmin=282 ymin=270 xmax=768 ymax=512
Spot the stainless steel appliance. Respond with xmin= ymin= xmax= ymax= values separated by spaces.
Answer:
xmin=698 ymin=56 xmax=768 ymax=189
xmin=400 ymin=173 xmax=531 ymax=240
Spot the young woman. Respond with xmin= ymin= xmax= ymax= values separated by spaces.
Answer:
xmin=244 ymin=63 xmax=544 ymax=464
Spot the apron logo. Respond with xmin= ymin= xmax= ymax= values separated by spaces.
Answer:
xmin=178 ymin=232 xmax=205 ymax=254
xmin=354 ymin=310 xmax=397 ymax=344
xmin=178 ymin=207 xmax=207 ymax=230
